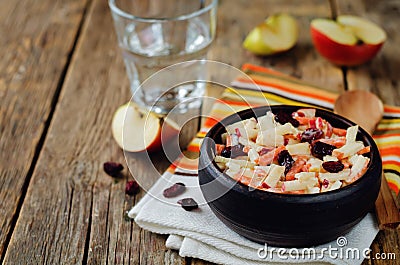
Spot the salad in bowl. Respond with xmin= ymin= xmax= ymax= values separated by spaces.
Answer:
xmin=214 ymin=108 xmax=370 ymax=194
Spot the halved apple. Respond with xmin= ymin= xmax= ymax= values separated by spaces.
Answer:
xmin=243 ymin=13 xmax=298 ymax=56
xmin=112 ymin=102 xmax=180 ymax=152
xmin=311 ymin=15 xmax=386 ymax=66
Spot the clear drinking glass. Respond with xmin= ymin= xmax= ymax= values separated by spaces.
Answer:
xmin=109 ymin=0 xmax=218 ymax=115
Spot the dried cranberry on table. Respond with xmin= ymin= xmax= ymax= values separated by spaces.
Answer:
xmin=277 ymin=149 xmax=295 ymax=175
xmin=177 ymin=198 xmax=198 ymax=211
xmin=311 ymin=141 xmax=336 ymax=160
xmin=103 ymin=161 xmax=124 ymax=177
xmin=300 ymin=128 xmax=324 ymax=143
xmin=274 ymin=110 xmax=300 ymax=127
xmin=322 ymin=161 xmax=345 ymax=173
xmin=126 ymin=180 xmax=140 ymax=195
xmin=163 ymin=182 xmax=186 ymax=198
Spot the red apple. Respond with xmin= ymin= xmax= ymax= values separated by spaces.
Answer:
xmin=310 ymin=15 xmax=386 ymax=66
xmin=112 ymin=103 xmax=179 ymax=152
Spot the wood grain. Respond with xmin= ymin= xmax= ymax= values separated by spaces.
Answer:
xmin=2 ymin=0 xmax=400 ymax=264
xmin=2 ymin=0 xmax=184 ymax=263
xmin=210 ymin=0 xmax=344 ymax=92
xmin=0 ymin=0 xmax=89 ymax=260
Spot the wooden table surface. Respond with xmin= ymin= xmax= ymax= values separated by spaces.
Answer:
xmin=1 ymin=0 xmax=399 ymax=264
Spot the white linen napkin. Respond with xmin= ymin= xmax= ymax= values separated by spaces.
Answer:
xmin=128 ymin=172 xmax=379 ymax=265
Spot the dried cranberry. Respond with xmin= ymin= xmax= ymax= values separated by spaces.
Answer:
xmin=322 ymin=161 xmax=344 ymax=173
xmin=177 ymin=198 xmax=198 ymax=211
xmin=103 ymin=162 xmax=124 ymax=177
xmin=220 ymin=146 xmax=231 ymax=158
xmin=163 ymin=182 xmax=186 ymax=198
xmin=301 ymin=128 xmax=324 ymax=143
xmin=277 ymin=150 xmax=295 ymax=175
xmin=221 ymin=144 xmax=246 ymax=158
xmin=274 ymin=110 xmax=300 ymax=127
xmin=126 ymin=180 xmax=140 ymax=195
xmin=311 ymin=141 xmax=336 ymax=160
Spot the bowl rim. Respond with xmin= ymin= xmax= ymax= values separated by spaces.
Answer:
xmin=200 ymin=105 xmax=382 ymax=202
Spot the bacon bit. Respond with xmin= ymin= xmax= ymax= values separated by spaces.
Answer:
xmin=342 ymin=161 xmax=351 ymax=169
xmin=295 ymin=111 xmax=305 ymax=117
xmin=254 ymin=168 xmax=268 ymax=177
xmin=215 ymin=144 xmax=225 ymax=155
xmin=357 ymin=146 xmax=371 ymax=155
xmin=301 ymin=164 xmax=310 ymax=172
xmin=238 ymin=175 xmax=252 ymax=186
xmin=235 ymin=128 xmax=242 ymax=137
xmin=315 ymin=117 xmax=325 ymax=130
xmin=283 ymin=137 xmax=289 ymax=146
xmin=258 ymin=147 xmax=272 ymax=156
xmin=322 ymin=179 xmax=330 ymax=188
xmin=332 ymin=127 xmax=347 ymax=136
xmin=226 ymin=135 xmax=232 ymax=146
xmin=294 ymin=116 xmax=314 ymax=125
xmin=258 ymin=146 xmax=286 ymax=166
xmin=308 ymin=118 xmax=317 ymax=128
xmin=285 ymin=158 xmax=307 ymax=181
xmin=325 ymin=121 xmax=333 ymax=138
xmin=243 ymin=145 xmax=251 ymax=153
xmin=261 ymin=182 xmax=270 ymax=189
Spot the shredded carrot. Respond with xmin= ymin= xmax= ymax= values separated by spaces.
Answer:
xmin=285 ymin=158 xmax=307 ymax=181
xmin=332 ymin=127 xmax=347 ymax=136
xmin=258 ymin=146 xmax=285 ymax=166
xmin=357 ymin=146 xmax=371 ymax=155
xmin=215 ymin=144 xmax=225 ymax=155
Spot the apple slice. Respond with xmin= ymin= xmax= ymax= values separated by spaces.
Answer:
xmin=112 ymin=102 xmax=179 ymax=152
xmin=243 ymin=13 xmax=298 ymax=56
xmin=311 ymin=15 xmax=386 ymax=66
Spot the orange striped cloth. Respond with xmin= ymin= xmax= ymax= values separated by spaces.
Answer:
xmin=171 ymin=64 xmax=400 ymax=206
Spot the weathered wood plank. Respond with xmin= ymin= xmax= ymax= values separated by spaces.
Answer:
xmin=337 ymin=0 xmax=400 ymax=105
xmin=210 ymin=0 xmax=344 ymax=92
xmin=0 ymin=0 xmax=89 ymax=260
xmin=333 ymin=1 xmax=400 ymax=265
xmin=3 ymin=0 xmax=187 ymax=263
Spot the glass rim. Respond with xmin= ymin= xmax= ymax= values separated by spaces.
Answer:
xmin=108 ymin=0 xmax=218 ymax=22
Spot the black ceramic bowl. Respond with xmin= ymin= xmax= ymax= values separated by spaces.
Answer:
xmin=198 ymin=105 xmax=382 ymax=247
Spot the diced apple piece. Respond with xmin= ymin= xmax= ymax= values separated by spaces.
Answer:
xmin=257 ymin=112 xmax=276 ymax=131
xmin=321 ymin=180 xmax=342 ymax=192
xmin=256 ymin=129 xmax=285 ymax=147
xmin=307 ymin=158 xmax=323 ymax=172
xmin=297 ymin=108 xmax=316 ymax=118
xmin=332 ymin=141 xmax=364 ymax=159
xmin=282 ymin=176 xmax=317 ymax=192
xmin=248 ymin=148 xmax=259 ymax=163
xmin=286 ymin=142 xmax=311 ymax=156
xmin=348 ymin=155 xmax=370 ymax=180
xmin=318 ymin=169 xmax=351 ymax=182
xmin=275 ymin=123 xmax=298 ymax=135
xmin=263 ymin=164 xmax=285 ymax=188
xmin=323 ymin=155 xmax=338 ymax=162
xmin=346 ymin=125 xmax=359 ymax=143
